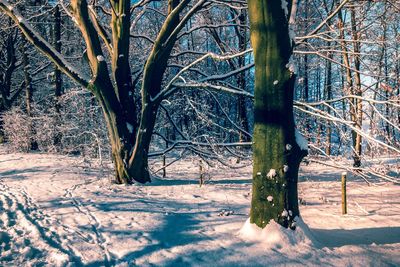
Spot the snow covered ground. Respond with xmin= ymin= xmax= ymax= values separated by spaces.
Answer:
xmin=1 ymin=146 xmax=399 ymax=266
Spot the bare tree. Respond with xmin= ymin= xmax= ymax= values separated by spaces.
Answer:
xmin=0 ymin=0 xmax=210 ymax=184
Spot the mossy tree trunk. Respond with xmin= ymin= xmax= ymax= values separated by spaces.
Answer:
xmin=248 ymin=0 xmax=307 ymax=229
xmin=127 ymin=0 xmax=183 ymax=183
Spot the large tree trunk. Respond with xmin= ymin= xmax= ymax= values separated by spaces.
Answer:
xmin=123 ymin=0 xmax=182 ymax=184
xmin=90 ymin=79 xmax=144 ymax=184
xmin=248 ymin=0 xmax=307 ymax=229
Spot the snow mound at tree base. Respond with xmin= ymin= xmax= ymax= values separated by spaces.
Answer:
xmin=239 ymin=217 xmax=316 ymax=249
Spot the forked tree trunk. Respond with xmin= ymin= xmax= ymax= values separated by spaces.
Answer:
xmin=248 ymin=0 xmax=307 ymax=229
xmin=89 ymin=0 xmax=183 ymax=185
xmin=90 ymin=77 xmax=151 ymax=184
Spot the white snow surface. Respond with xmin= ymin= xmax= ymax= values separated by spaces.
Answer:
xmin=0 ymin=146 xmax=399 ymax=266
xmin=239 ymin=217 xmax=314 ymax=248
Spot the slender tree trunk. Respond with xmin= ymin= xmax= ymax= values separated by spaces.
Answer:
xmin=315 ymin=67 xmax=322 ymax=147
xmin=395 ymin=34 xmax=400 ymax=135
xmin=370 ymin=28 xmax=386 ymax=146
xmin=53 ymin=5 xmax=63 ymax=148
xmin=321 ymin=1 xmax=334 ymax=155
xmin=248 ymin=0 xmax=307 ymax=229
xmin=350 ymin=7 xmax=362 ymax=167
xmin=237 ymin=10 xmax=250 ymax=143
xmin=303 ymin=0 xmax=311 ymax=140
xmin=383 ymin=31 xmax=391 ymax=141
xmin=325 ymin=52 xmax=332 ymax=156
xmin=338 ymin=7 xmax=360 ymax=166
xmin=22 ymin=41 xmax=38 ymax=151
xmin=303 ymin=52 xmax=311 ymax=139
xmin=206 ymin=8 xmax=250 ymax=142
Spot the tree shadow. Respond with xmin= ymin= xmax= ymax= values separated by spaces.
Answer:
xmin=0 ymin=167 xmax=46 ymax=180
xmin=312 ymin=226 xmax=400 ymax=247
xmin=113 ymin=212 xmax=209 ymax=265
xmin=298 ymin=170 xmax=363 ymax=182
xmin=0 ymin=156 xmax=23 ymax=164
xmin=39 ymin=193 xmax=249 ymax=266
xmin=0 ymin=167 xmax=45 ymax=176
xmin=147 ymin=178 xmax=252 ymax=187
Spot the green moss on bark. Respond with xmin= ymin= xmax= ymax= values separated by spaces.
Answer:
xmin=248 ymin=0 xmax=307 ymax=229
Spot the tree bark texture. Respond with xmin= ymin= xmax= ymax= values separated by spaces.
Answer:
xmin=248 ymin=0 xmax=307 ymax=229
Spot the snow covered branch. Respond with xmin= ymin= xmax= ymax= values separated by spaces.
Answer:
xmin=0 ymin=0 xmax=89 ymax=87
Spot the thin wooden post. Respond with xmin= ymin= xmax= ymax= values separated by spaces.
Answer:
xmin=162 ymin=141 xmax=168 ymax=178
xmin=199 ymin=160 xmax=204 ymax=187
xmin=162 ymin=154 xmax=166 ymax=178
xmin=341 ymin=172 xmax=347 ymax=215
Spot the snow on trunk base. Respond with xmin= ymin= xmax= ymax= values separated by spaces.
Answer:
xmin=239 ymin=217 xmax=315 ymax=249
